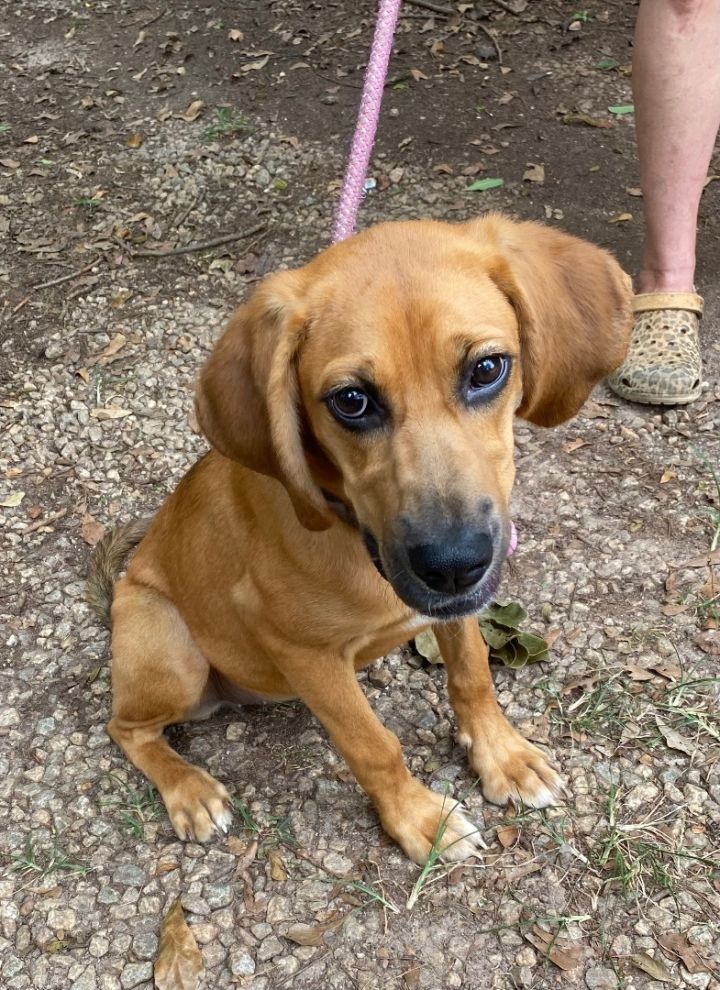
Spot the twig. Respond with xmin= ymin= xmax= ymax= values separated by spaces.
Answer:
xmin=404 ymin=0 xmax=455 ymax=15
xmin=171 ymin=190 xmax=204 ymax=231
xmin=12 ymin=297 xmax=30 ymax=315
xmin=33 ymin=259 xmax=100 ymax=291
xmin=132 ymin=223 xmax=266 ymax=258
xmin=24 ymin=508 xmax=68 ymax=534
xmin=479 ymin=23 xmax=503 ymax=63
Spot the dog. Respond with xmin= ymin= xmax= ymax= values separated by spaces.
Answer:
xmin=87 ymin=214 xmax=632 ymax=865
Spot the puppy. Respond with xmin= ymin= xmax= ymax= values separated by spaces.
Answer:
xmin=88 ymin=214 xmax=632 ymax=864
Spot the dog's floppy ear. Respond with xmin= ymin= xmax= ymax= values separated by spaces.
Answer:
xmin=465 ymin=215 xmax=633 ymax=426
xmin=195 ymin=271 xmax=333 ymax=531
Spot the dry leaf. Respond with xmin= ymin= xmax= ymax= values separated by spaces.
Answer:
xmin=660 ymin=469 xmax=675 ymax=484
xmin=268 ymin=849 xmax=288 ymax=882
xmin=182 ymin=100 xmax=205 ymax=122
xmin=0 ymin=491 xmax=25 ymax=508
xmin=626 ymin=186 xmax=643 ymax=196
xmin=694 ymin=629 xmax=720 ymax=656
xmin=562 ymin=111 xmax=613 ymax=129
xmin=97 ymin=333 xmax=127 ymax=363
xmin=81 ymin=513 xmax=106 ymax=547
xmin=563 ymin=438 xmax=587 ymax=453
xmin=228 ymin=29 xmax=245 ymax=41
xmin=524 ymin=926 xmax=584 ymax=971
xmin=631 ymin=951 xmax=674 ymax=982
xmin=403 ymin=965 xmax=422 ymax=988
xmin=91 ymin=406 xmax=131 ymax=420
xmin=661 ymin=603 xmax=689 ymax=616
xmin=127 ymin=133 xmax=144 ymax=149
xmin=239 ymin=55 xmax=270 ymax=73
xmin=154 ymin=897 xmax=204 ymax=990
xmin=285 ymin=913 xmax=344 ymax=947
xmin=609 ymin=212 xmax=633 ymax=223
xmin=655 ymin=717 xmax=696 ymax=757
xmin=24 ymin=135 xmax=39 ymax=144
xmin=648 ymin=662 xmax=681 ymax=681
xmin=414 ymin=629 xmax=442 ymax=664
xmin=672 ymin=548 xmax=720 ymax=569
xmin=410 ymin=68 xmax=428 ymax=81
xmin=522 ymin=163 xmax=545 ymax=184
xmin=0 ymin=157 xmax=21 ymax=169
xmin=496 ymin=825 xmax=520 ymax=848
xmin=657 ymin=933 xmax=710 ymax=975
xmin=624 ymin=664 xmax=655 ymax=681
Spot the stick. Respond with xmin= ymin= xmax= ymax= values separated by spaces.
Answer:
xmin=132 ymin=224 xmax=266 ymax=258
xmin=479 ymin=23 xmax=503 ymax=63
xmin=403 ymin=0 xmax=455 ymax=14
xmin=34 ymin=259 xmax=99 ymax=291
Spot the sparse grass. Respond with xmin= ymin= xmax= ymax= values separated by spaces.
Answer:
xmin=406 ymin=785 xmax=486 ymax=910
xmin=205 ymin=107 xmax=251 ymax=142
xmin=0 ymin=122 xmax=11 ymax=134
xmin=8 ymin=834 xmax=91 ymax=880
xmin=232 ymin=797 xmax=261 ymax=834
xmin=117 ymin=785 xmax=162 ymax=838
xmin=100 ymin=774 xmax=162 ymax=838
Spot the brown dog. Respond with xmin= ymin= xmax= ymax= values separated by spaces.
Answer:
xmin=88 ymin=214 xmax=632 ymax=865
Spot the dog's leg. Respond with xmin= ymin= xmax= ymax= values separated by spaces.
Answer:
xmin=284 ymin=655 xmax=485 ymax=865
xmin=107 ymin=578 xmax=233 ymax=841
xmin=435 ymin=619 xmax=563 ymax=807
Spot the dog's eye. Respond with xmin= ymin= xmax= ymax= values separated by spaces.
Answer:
xmin=329 ymin=387 xmax=370 ymax=420
xmin=470 ymin=354 xmax=507 ymax=390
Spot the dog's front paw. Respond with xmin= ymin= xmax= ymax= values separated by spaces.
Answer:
xmin=459 ymin=723 xmax=564 ymax=809
xmin=378 ymin=780 xmax=486 ymax=865
xmin=162 ymin=767 xmax=233 ymax=842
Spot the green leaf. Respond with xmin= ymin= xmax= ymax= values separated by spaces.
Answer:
xmin=596 ymin=58 xmax=619 ymax=71
xmin=479 ymin=624 xmax=514 ymax=650
xmin=482 ymin=600 xmax=527 ymax=630
xmin=608 ymin=104 xmax=634 ymax=115
xmin=515 ymin=632 xmax=550 ymax=661
xmin=466 ymin=177 xmax=504 ymax=192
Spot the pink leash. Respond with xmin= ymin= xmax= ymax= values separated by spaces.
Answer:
xmin=330 ymin=0 xmax=518 ymax=557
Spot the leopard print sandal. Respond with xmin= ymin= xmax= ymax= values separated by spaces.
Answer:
xmin=607 ymin=292 xmax=704 ymax=405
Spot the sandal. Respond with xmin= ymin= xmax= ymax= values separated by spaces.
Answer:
xmin=606 ymin=291 xmax=703 ymax=405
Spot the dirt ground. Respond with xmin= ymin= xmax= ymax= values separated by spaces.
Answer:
xmin=1 ymin=1 xmax=719 ymax=988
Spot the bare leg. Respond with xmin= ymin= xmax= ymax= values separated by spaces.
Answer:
xmin=634 ymin=0 xmax=720 ymax=292
xmin=434 ymin=619 xmax=562 ymax=806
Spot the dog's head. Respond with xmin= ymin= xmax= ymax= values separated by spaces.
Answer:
xmin=196 ymin=215 xmax=632 ymax=619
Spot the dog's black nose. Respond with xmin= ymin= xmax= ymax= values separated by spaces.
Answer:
xmin=407 ymin=533 xmax=494 ymax=594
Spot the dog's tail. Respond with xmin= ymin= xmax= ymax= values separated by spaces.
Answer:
xmin=86 ymin=517 xmax=151 ymax=628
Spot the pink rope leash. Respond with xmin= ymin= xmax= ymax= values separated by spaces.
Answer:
xmin=332 ymin=0 xmax=403 ymax=244
xmin=330 ymin=0 xmax=518 ymax=558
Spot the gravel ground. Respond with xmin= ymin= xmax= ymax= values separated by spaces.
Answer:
xmin=2 ymin=2 xmax=720 ymax=988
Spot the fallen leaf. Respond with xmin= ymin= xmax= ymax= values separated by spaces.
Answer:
xmin=81 ymin=513 xmax=106 ymax=547
xmin=524 ymin=926 xmax=584 ymax=971
xmin=91 ymin=406 xmax=131 ymax=420
xmin=466 ymin=177 xmax=504 ymax=192
xmin=127 ymin=133 xmax=144 ymax=149
xmin=660 ymin=469 xmax=675 ymax=483
xmin=496 ymin=825 xmax=519 ymax=848
xmin=522 ymin=163 xmax=545 ymax=184
xmin=648 ymin=662 xmax=682 ymax=681
xmin=93 ymin=333 xmax=128 ymax=364
xmin=0 ymin=491 xmax=25 ymax=508
xmin=24 ymin=135 xmax=39 ymax=144
xmin=624 ymin=664 xmax=655 ymax=681
xmin=661 ymin=603 xmax=690 ymax=616
xmin=403 ymin=965 xmax=422 ymax=988
xmin=631 ymin=951 xmax=674 ymax=982
xmin=410 ymin=68 xmax=428 ymax=81
xmin=181 ymin=100 xmax=205 ymax=122
xmin=626 ymin=186 xmax=643 ymax=196
xmin=238 ymin=55 xmax=270 ymax=73
xmin=672 ymin=548 xmax=720 ymax=569
xmin=0 ymin=158 xmax=21 ymax=169
xmin=580 ymin=401 xmax=609 ymax=419
xmin=694 ymin=629 xmax=720 ymax=655
xmin=285 ymin=914 xmax=345 ymax=947
xmin=562 ymin=112 xmax=613 ymax=129
xmin=563 ymin=438 xmax=587 ymax=453
xmin=655 ymin=717 xmax=696 ymax=757
xmin=609 ymin=212 xmax=633 ymax=224
xmin=657 ymin=933 xmax=710 ymax=975
xmin=154 ymin=897 xmax=204 ymax=990
xmin=609 ymin=103 xmax=635 ymax=115
xmin=704 ymin=174 xmax=719 ymax=187
xmin=414 ymin=629 xmax=442 ymax=664
xmin=228 ymin=29 xmax=245 ymax=41
xmin=268 ymin=849 xmax=288 ymax=882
